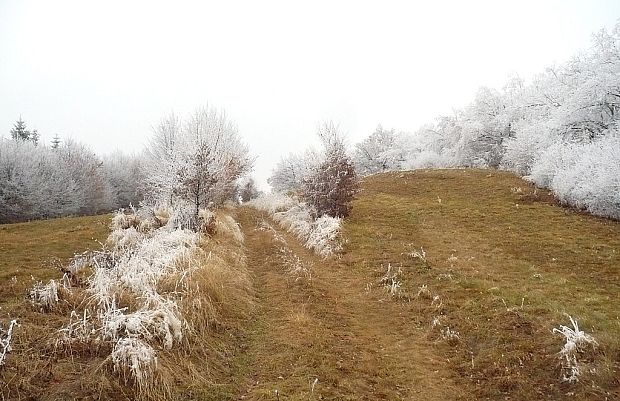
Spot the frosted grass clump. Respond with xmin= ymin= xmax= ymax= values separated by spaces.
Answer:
xmin=249 ymin=194 xmax=342 ymax=258
xmin=29 ymin=279 xmax=60 ymax=310
xmin=273 ymin=204 xmax=313 ymax=239
xmin=110 ymin=209 xmax=138 ymax=230
xmin=52 ymin=205 xmax=208 ymax=388
xmin=57 ymin=310 xmax=97 ymax=346
xmin=107 ymin=227 xmax=144 ymax=252
xmin=91 ymin=228 xmax=199 ymax=302
xmin=111 ymin=337 xmax=158 ymax=390
xmin=553 ymin=315 xmax=598 ymax=383
xmin=101 ymin=300 xmax=183 ymax=349
xmin=0 ymin=320 xmax=18 ymax=366
xmin=216 ymin=213 xmax=244 ymax=243
xmin=305 ymin=215 xmax=342 ymax=257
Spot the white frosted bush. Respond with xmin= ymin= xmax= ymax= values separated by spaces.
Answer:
xmin=111 ymin=337 xmax=158 ymax=390
xmin=401 ymin=150 xmax=456 ymax=170
xmin=528 ymin=133 xmax=620 ymax=219
xmin=273 ymin=204 xmax=313 ymax=239
xmin=553 ymin=315 xmax=598 ymax=383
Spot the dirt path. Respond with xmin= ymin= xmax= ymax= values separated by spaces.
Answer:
xmin=233 ymin=208 xmax=465 ymax=400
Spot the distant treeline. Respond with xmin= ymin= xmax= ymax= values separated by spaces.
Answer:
xmin=0 ymin=134 xmax=142 ymax=224
xmin=271 ymin=21 xmax=620 ymax=219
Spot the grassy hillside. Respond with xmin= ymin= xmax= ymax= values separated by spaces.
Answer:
xmin=342 ymin=169 xmax=619 ymax=400
xmin=0 ymin=214 xmax=111 ymax=308
xmin=1 ymin=169 xmax=618 ymax=400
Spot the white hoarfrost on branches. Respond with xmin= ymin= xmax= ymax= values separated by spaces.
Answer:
xmin=553 ymin=315 xmax=598 ymax=383
xmin=142 ymin=107 xmax=253 ymax=215
xmin=0 ymin=319 xmax=18 ymax=367
xmin=0 ymin=135 xmax=142 ymax=224
xmin=349 ymin=20 xmax=620 ymax=219
xmin=248 ymin=193 xmax=342 ymax=258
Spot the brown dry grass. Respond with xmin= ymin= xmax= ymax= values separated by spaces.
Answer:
xmin=229 ymin=168 xmax=618 ymax=400
xmin=341 ymin=169 xmax=620 ymax=400
xmin=232 ymin=209 xmax=463 ymax=400
xmin=2 ymin=169 xmax=619 ymax=400
xmin=0 ymin=211 xmax=254 ymax=401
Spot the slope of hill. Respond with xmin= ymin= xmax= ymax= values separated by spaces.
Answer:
xmin=1 ymin=169 xmax=618 ymax=400
xmin=233 ymin=169 xmax=619 ymax=400
xmin=339 ymin=169 xmax=619 ymax=400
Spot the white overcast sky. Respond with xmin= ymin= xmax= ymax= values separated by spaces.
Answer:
xmin=1 ymin=1 xmax=619 ymax=189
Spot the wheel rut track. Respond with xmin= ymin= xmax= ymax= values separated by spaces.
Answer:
xmin=232 ymin=208 xmax=463 ymax=400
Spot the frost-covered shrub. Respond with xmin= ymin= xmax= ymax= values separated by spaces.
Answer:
xmin=401 ymin=150 xmax=456 ymax=170
xmin=248 ymin=192 xmax=297 ymax=214
xmin=553 ymin=315 xmax=598 ymax=383
xmin=273 ymin=204 xmax=313 ymax=239
xmin=527 ymin=133 xmax=620 ymax=219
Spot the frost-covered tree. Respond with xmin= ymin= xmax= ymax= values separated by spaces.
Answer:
xmin=268 ymin=150 xmax=320 ymax=194
xmin=51 ymin=134 xmax=61 ymax=149
xmin=0 ymin=134 xmax=139 ymax=223
xmin=142 ymin=107 xmax=253 ymax=215
xmin=353 ymin=125 xmax=405 ymax=175
xmin=302 ymin=122 xmax=358 ymax=218
xmin=102 ymin=152 xmax=143 ymax=209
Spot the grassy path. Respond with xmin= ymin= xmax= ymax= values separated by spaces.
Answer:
xmin=233 ymin=208 xmax=464 ymax=400
xmin=234 ymin=169 xmax=619 ymax=401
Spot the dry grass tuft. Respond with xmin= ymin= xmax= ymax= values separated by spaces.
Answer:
xmin=0 ymin=209 xmax=254 ymax=401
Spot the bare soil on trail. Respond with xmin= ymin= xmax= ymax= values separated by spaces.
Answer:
xmin=232 ymin=209 xmax=466 ymax=401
